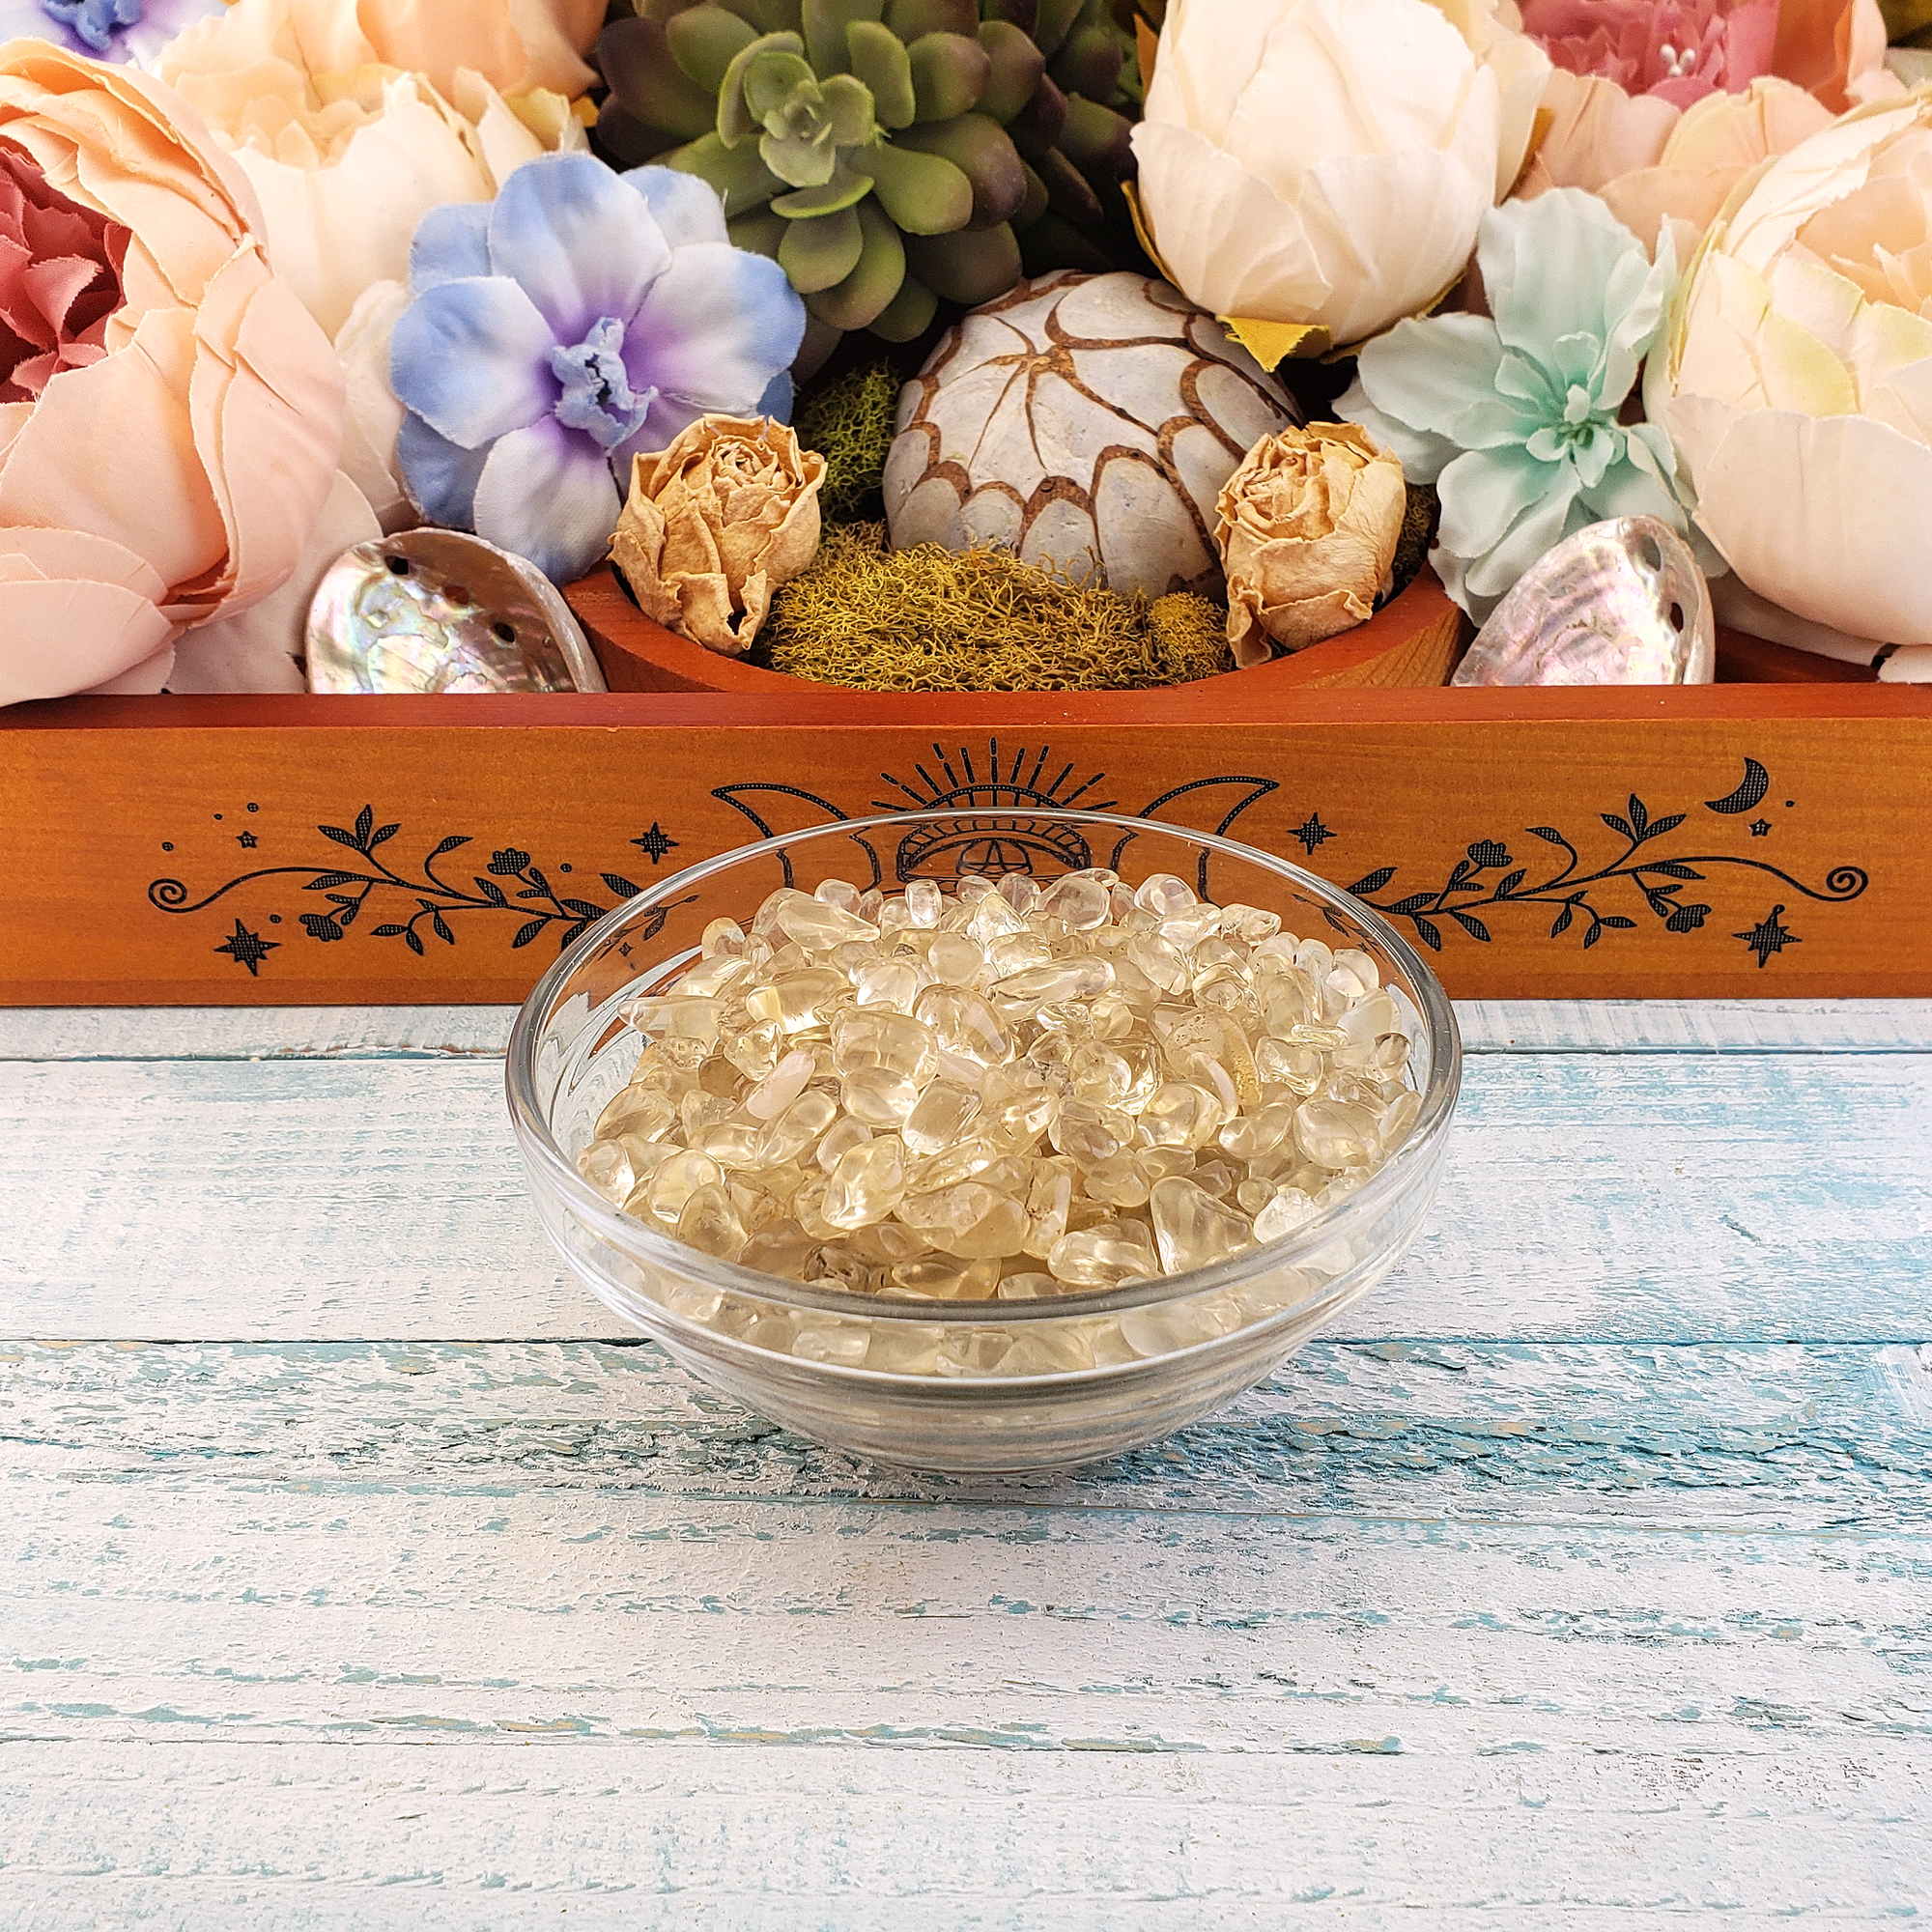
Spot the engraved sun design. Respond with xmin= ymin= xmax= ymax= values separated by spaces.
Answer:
xmin=875 ymin=742 xmax=1119 ymax=883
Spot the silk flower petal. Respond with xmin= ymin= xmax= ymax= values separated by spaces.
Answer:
xmin=224 ymin=73 xmax=502 ymax=340
xmin=622 ymin=242 xmax=805 ymax=416
xmin=470 ymin=415 xmax=621 ymax=584
xmin=1677 ymin=401 xmax=1932 ymax=641
xmin=486 ymin=152 xmax=671 ymax=347
xmin=389 ymin=273 xmax=557 ymax=447
xmin=1129 ymin=120 xmax=1330 ymax=325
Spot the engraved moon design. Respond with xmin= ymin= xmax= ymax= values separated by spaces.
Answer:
xmin=1704 ymin=757 xmax=1771 ymax=815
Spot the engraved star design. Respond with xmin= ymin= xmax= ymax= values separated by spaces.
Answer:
xmin=214 ymin=918 xmax=278 ymax=977
xmin=1293 ymin=812 xmax=1333 ymax=857
xmin=1734 ymin=904 xmax=1799 ymax=970
xmin=1747 ymin=819 xmax=1771 ymax=838
xmin=237 ymin=830 xmax=259 ymax=848
xmin=632 ymin=822 xmax=679 ymax=865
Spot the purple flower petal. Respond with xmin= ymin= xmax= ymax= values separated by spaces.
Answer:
xmin=620 ymin=242 xmax=805 ymax=431
xmin=389 ymin=276 xmax=558 ymax=450
xmin=471 ymin=416 xmax=624 ymax=585
xmin=487 ymin=154 xmax=671 ymax=348
xmin=622 ymin=166 xmax=730 ymax=249
xmin=396 ymin=412 xmax=491 ymax=529
xmin=0 ymin=0 xmax=222 ymax=63
xmin=411 ymin=203 xmax=492 ymax=292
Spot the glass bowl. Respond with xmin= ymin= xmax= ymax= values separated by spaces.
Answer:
xmin=507 ymin=809 xmax=1461 ymax=1472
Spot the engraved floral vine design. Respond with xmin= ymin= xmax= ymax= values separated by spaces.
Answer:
xmin=151 ymin=804 xmax=691 ymax=969
xmin=1343 ymin=785 xmax=1867 ymax=958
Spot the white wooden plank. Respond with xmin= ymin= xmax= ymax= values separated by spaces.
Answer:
xmin=2 ymin=1052 xmax=1925 ymax=1343
xmin=5 ymin=1392 xmax=1928 ymax=1764
xmin=1454 ymin=998 xmax=1932 ymax=1053
xmin=0 ymin=1005 xmax=516 ymax=1062
xmin=4 ymin=1740 xmax=1925 ymax=1927
xmin=6 ymin=1339 xmax=1929 ymax=1530
xmin=4 ymin=1340 xmax=1929 ymax=1920
xmin=7 ymin=1000 xmax=1932 ymax=1064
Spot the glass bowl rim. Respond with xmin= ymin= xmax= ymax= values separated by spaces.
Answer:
xmin=505 ymin=807 xmax=1463 ymax=1325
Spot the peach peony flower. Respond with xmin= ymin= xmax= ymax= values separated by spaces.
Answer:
xmin=159 ymin=0 xmax=588 ymax=342
xmin=164 ymin=0 xmax=605 ymax=104
xmin=1646 ymin=94 xmax=1932 ymax=667
xmin=1516 ymin=0 xmax=1900 ymax=252
xmin=1522 ymin=0 xmax=1781 ymax=109
xmin=0 ymin=42 xmax=343 ymax=705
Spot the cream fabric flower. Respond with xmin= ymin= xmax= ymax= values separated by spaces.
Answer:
xmin=1648 ymin=93 xmax=1932 ymax=654
xmin=1215 ymin=425 xmax=1407 ymax=664
xmin=1128 ymin=0 xmax=1548 ymax=347
xmin=611 ymin=416 xmax=825 ymax=657
xmin=159 ymin=0 xmax=587 ymax=342
xmin=165 ymin=0 xmax=603 ymax=103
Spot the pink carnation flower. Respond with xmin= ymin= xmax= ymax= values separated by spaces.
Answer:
xmin=0 ymin=149 xmax=125 ymax=402
xmin=1514 ymin=0 xmax=1901 ymax=256
xmin=1520 ymin=0 xmax=1779 ymax=109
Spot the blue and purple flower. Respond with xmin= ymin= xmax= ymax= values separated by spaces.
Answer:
xmin=388 ymin=152 xmax=807 ymax=585
xmin=0 ymin=0 xmax=227 ymax=65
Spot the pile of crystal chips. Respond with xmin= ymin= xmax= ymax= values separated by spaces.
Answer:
xmin=577 ymin=869 xmax=1422 ymax=1303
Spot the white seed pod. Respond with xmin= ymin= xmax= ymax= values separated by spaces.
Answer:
xmin=883 ymin=270 xmax=1302 ymax=598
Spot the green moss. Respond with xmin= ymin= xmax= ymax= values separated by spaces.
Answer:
xmin=793 ymin=362 xmax=902 ymax=522
xmin=758 ymin=524 xmax=1234 ymax=693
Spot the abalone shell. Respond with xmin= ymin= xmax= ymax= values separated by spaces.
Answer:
xmin=1453 ymin=517 xmax=1714 ymax=687
xmin=306 ymin=529 xmax=605 ymax=694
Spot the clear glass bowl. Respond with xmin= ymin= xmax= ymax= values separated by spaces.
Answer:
xmin=507 ymin=809 xmax=1461 ymax=1472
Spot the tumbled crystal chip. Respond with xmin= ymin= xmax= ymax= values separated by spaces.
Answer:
xmin=577 ymin=869 xmax=1424 ymax=1321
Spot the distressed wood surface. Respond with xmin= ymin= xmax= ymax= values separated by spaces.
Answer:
xmin=4 ymin=1045 xmax=1927 ymax=1343
xmin=8 ymin=998 xmax=1932 ymax=1062
xmin=1 ymin=1002 xmax=1928 ymax=1924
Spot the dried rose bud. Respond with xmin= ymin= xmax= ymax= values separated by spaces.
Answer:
xmin=1214 ymin=422 xmax=1407 ymax=667
xmin=611 ymin=414 xmax=826 ymax=656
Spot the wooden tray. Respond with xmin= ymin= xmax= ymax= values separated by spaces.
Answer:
xmin=4 ymin=568 xmax=1926 ymax=1006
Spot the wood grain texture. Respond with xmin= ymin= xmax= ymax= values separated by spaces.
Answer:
xmin=3 ymin=1048 xmax=1924 ymax=1344
xmin=8 ymin=1336 xmax=1929 ymax=1527
xmin=4 ymin=1338 xmax=1928 ymax=1920
xmin=5 ymin=684 xmax=1927 ymax=1005
xmin=8 ymin=999 xmax=1932 ymax=1062
xmin=6 ymin=1742 xmax=1926 ymax=1927
xmin=3 ymin=1006 xmax=1927 ymax=1923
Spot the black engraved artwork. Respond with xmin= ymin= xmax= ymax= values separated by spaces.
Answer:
xmin=1344 ymin=783 xmax=1864 ymax=960
xmin=153 ymin=804 xmax=691 ymax=972
xmin=149 ymin=747 xmax=1867 ymax=978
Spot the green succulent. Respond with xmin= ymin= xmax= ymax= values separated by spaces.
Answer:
xmin=596 ymin=0 xmax=1142 ymax=369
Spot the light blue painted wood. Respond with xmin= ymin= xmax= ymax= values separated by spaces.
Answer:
xmin=1 ymin=1005 xmax=1927 ymax=1924
xmin=2 ymin=1048 xmax=1924 ymax=1342
xmin=5 ymin=1338 xmax=1929 ymax=1528
xmin=6 ymin=999 xmax=1932 ymax=1062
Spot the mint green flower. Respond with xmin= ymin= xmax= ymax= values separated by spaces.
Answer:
xmin=1340 ymin=188 xmax=1690 ymax=624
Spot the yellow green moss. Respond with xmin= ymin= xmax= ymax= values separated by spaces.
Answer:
xmin=793 ymin=363 xmax=902 ymax=522
xmin=760 ymin=525 xmax=1234 ymax=693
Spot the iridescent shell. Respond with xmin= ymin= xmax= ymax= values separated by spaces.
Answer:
xmin=883 ymin=271 xmax=1302 ymax=598
xmin=305 ymin=529 xmax=604 ymax=694
xmin=1454 ymin=517 xmax=1714 ymax=687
